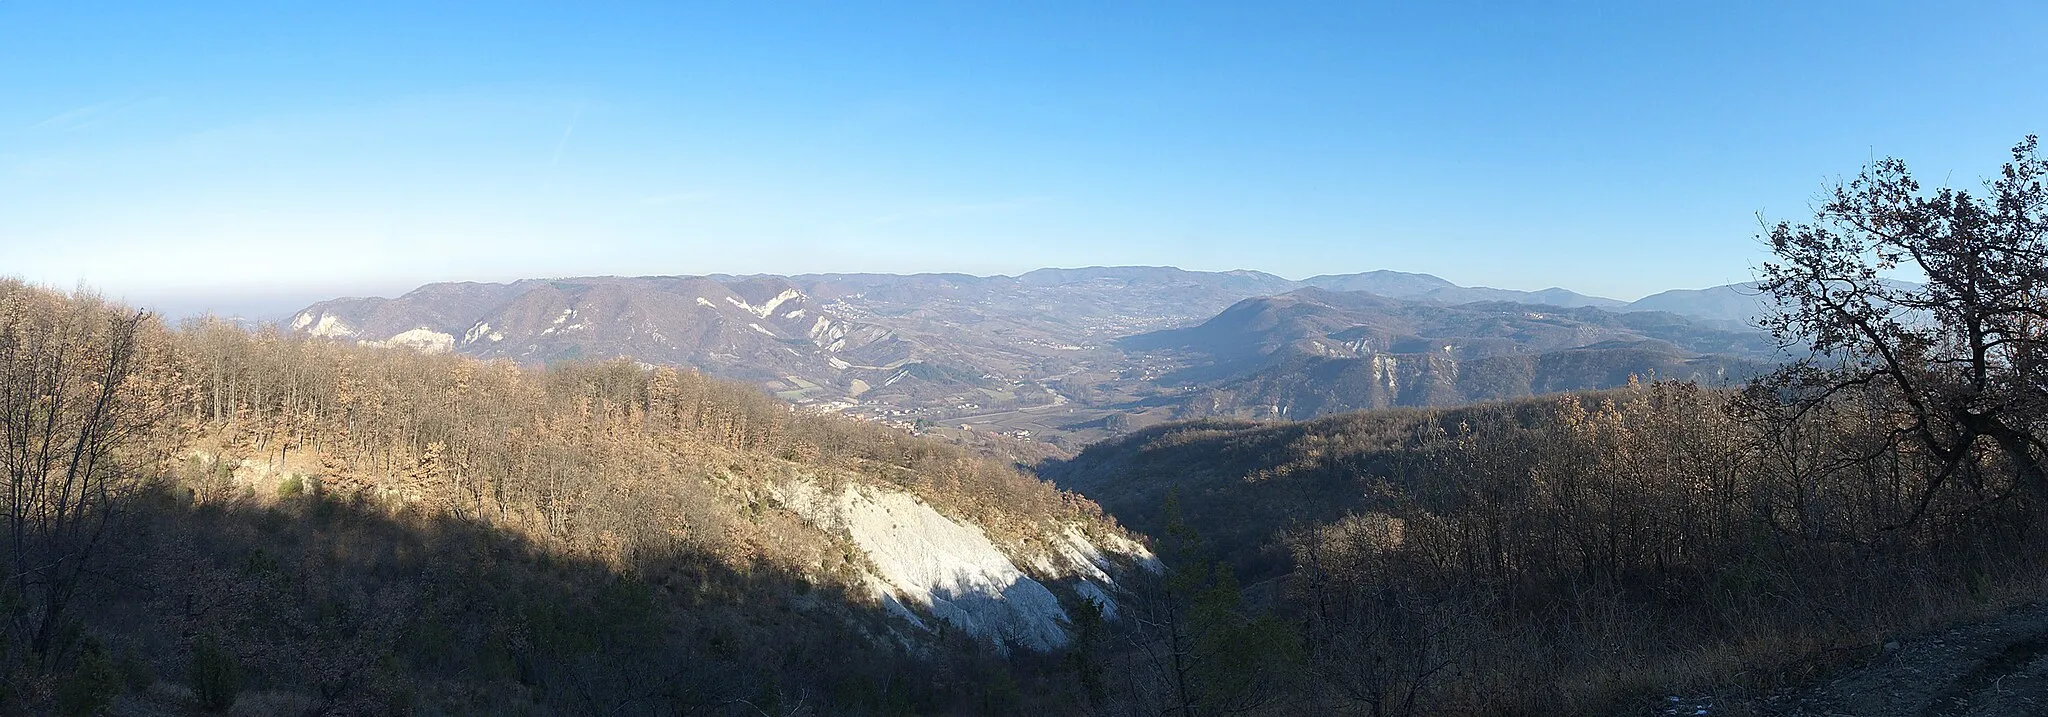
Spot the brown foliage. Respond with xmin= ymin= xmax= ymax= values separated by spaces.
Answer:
xmin=0 ymin=280 xmax=185 ymax=661
xmin=0 ymin=282 xmax=1129 ymax=714
xmin=1059 ymin=378 xmax=2048 ymax=713
xmin=167 ymin=316 xmax=1105 ymax=571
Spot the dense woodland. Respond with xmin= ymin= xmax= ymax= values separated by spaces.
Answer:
xmin=1054 ymin=380 xmax=2048 ymax=713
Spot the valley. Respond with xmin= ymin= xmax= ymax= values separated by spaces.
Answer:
xmin=282 ymin=267 xmax=1778 ymax=452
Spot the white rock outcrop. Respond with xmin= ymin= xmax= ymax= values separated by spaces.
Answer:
xmin=295 ymin=313 xmax=356 ymax=339
xmin=364 ymin=328 xmax=455 ymax=354
xmin=727 ymin=288 xmax=803 ymax=319
xmin=774 ymin=479 xmax=1136 ymax=652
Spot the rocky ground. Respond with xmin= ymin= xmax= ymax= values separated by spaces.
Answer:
xmin=1677 ymin=602 xmax=2048 ymax=717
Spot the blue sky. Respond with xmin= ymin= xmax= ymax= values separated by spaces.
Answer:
xmin=3 ymin=1 xmax=2044 ymax=315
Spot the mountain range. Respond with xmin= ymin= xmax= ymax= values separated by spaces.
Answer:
xmin=1124 ymin=287 xmax=1774 ymax=418
xmin=285 ymin=267 xmax=1779 ymax=445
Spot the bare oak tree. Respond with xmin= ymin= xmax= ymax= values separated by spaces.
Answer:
xmin=0 ymin=283 xmax=178 ymax=661
xmin=1754 ymin=136 xmax=2048 ymax=522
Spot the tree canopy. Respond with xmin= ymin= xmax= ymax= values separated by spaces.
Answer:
xmin=1755 ymin=136 xmax=2048 ymax=517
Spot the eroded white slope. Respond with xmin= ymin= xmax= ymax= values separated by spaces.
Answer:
xmin=727 ymin=288 xmax=804 ymax=318
xmin=292 ymin=313 xmax=357 ymax=339
xmin=774 ymin=480 xmax=1127 ymax=652
xmin=364 ymin=328 xmax=456 ymax=354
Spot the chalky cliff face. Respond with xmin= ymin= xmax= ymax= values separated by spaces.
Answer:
xmin=772 ymin=479 xmax=1155 ymax=652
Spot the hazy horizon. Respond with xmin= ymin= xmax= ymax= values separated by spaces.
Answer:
xmin=6 ymin=2 xmax=2042 ymax=315
xmin=34 ymin=262 xmax=1771 ymax=323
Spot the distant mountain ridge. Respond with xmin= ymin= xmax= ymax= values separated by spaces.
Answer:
xmin=286 ymin=267 xmax=1781 ymax=443
xmin=1625 ymin=282 xmax=1770 ymax=325
xmin=1122 ymin=287 xmax=1775 ymax=418
xmin=1130 ymin=287 xmax=1777 ymax=363
xmin=1302 ymin=270 xmax=1626 ymax=309
xmin=1620 ymin=278 xmax=1925 ymax=328
xmin=288 ymin=268 xmax=1308 ymax=419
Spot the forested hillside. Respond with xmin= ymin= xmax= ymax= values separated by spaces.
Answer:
xmin=0 ymin=279 xmax=1159 ymax=715
xmin=1045 ymin=136 xmax=2048 ymax=714
xmin=1048 ymin=379 xmax=2048 ymax=713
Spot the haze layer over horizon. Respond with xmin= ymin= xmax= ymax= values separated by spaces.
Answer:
xmin=4 ymin=2 xmax=2043 ymax=311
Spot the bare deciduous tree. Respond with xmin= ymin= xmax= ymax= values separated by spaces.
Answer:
xmin=1753 ymin=136 xmax=2048 ymax=523
xmin=0 ymin=283 xmax=180 ymax=661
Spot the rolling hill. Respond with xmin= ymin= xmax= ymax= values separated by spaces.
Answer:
xmin=286 ymin=268 xmax=1783 ymax=444
xmin=1123 ymin=288 xmax=1775 ymax=418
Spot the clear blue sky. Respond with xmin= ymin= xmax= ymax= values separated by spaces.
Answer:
xmin=3 ymin=1 xmax=2044 ymax=315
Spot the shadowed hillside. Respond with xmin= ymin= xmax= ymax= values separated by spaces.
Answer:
xmin=97 ymin=480 xmax=1045 ymax=715
xmin=1045 ymin=381 xmax=2048 ymax=713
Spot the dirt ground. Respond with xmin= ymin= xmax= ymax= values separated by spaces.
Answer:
xmin=1718 ymin=602 xmax=2048 ymax=716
